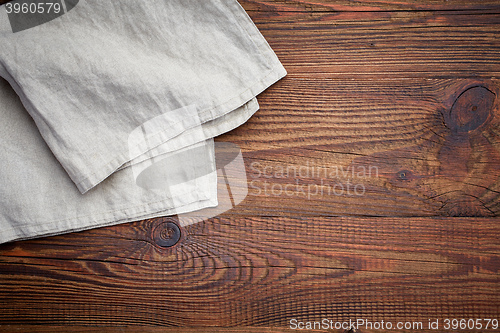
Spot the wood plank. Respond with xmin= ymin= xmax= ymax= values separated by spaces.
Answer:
xmin=0 ymin=328 xmax=309 ymax=333
xmin=240 ymin=0 xmax=500 ymax=12
xmin=249 ymin=10 xmax=500 ymax=78
xmin=0 ymin=0 xmax=498 ymax=331
xmin=204 ymin=8 xmax=500 ymax=218
xmin=209 ymin=78 xmax=500 ymax=218
xmin=0 ymin=216 xmax=498 ymax=327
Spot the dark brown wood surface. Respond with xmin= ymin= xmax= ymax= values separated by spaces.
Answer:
xmin=0 ymin=0 xmax=499 ymax=332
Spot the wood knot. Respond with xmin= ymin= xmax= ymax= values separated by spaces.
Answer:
xmin=153 ymin=220 xmax=181 ymax=248
xmin=396 ymin=170 xmax=413 ymax=181
xmin=447 ymin=86 xmax=496 ymax=133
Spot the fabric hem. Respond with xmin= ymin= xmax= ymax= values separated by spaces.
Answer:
xmin=0 ymin=176 xmax=218 ymax=244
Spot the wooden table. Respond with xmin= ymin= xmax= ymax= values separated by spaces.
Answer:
xmin=1 ymin=0 xmax=499 ymax=332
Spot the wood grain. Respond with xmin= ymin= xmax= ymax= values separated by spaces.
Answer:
xmin=239 ymin=0 xmax=500 ymax=12
xmin=0 ymin=216 xmax=498 ymax=329
xmin=215 ymin=6 xmax=500 ymax=218
xmin=0 ymin=328 xmax=312 ymax=333
xmin=0 ymin=0 xmax=499 ymax=331
xmin=251 ymin=10 xmax=500 ymax=78
xmin=206 ymin=78 xmax=500 ymax=218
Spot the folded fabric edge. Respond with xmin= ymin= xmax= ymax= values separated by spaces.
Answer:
xmin=76 ymin=64 xmax=286 ymax=194
xmin=0 ymin=98 xmax=263 ymax=245
xmin=0 ymin=186 xmax=218 ymax=244
xmin=117 ymin=98 xmax=259 ymax=172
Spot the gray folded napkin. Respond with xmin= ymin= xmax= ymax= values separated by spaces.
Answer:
xmin=0 ymin=0 xmax=286 ymax=243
